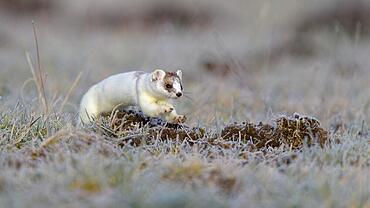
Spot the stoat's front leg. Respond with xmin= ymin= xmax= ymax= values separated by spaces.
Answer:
xmin=139 ymin=95 xmax=186 ymax=123
xmin=139 ymin=93 xmax=173 ymax=116
xmin=140 ymin=102 xmax=168 ymax=117
xmin=163 ymin=104 xmax=186 ymax=124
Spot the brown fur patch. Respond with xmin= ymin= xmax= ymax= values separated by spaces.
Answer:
xmin=163 ymin=72 xmax=180 ymax=92
xmin=164 ymin=71 xmax=179 ymax=79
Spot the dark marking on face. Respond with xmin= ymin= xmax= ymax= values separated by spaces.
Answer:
xmin=163 ymin=71 xmax=181 ymax=92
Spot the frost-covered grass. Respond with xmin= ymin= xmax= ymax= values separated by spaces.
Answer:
xmin=0 ymin=0 xmax=370 ymax=207
xmin=0 ymin=103 xmax=369 ymax=208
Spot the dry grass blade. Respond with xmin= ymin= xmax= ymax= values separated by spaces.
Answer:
xmin=40 ymin=129 xmax=70 ymax=148
xmin=25 ymin=52 xmax=42 ymax=99
xmin=58 ymin=70 xmax=84 ymax=114
xmin=28 ymin=21 xmax=48 ymax=114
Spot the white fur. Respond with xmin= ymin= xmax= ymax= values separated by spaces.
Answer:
xmin=79 ymin=70 xmax=185 ymax=124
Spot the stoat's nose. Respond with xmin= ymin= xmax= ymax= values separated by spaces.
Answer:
xmin=176 ymin=92 xmax=182 ymax=97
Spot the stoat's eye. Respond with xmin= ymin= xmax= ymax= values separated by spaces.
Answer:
xmin=165 ymin=84 xmax=172 ymax=89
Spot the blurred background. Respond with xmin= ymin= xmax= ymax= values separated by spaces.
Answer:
xmin=0 ymin=0 xmax=369 ymax=126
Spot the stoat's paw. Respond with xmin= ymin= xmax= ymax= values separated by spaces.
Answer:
xmin=173 ymin=115 xmax=186 ymax=124
xmin=161 ymin=106 xmax=174 ymax=114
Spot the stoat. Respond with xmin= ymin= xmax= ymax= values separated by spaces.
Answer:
xmin=79 ymin=69 xmax=186 ymax=124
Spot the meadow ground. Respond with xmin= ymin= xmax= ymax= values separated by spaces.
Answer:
xmin=0 ymin=0 xmax=369 ymax=207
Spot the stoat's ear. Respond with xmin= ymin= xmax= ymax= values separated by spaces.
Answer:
xmin=151 ymin=69 xmax=165 ymax=81
xmin=176 ymin=69 xmax=182 ymax=80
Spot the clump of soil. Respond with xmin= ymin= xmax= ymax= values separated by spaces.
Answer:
xmin=276 ymin=113 xmax=328 ymax=148
xmin=98 ymin=111 xmax=328 ymax=150
xmin=221 ymin=113 xmax=328 ymax=149
xmin=98 ymin=110 xmax=205 ymax=146
xmin=220 ymin=122 xmax=281 ymax=149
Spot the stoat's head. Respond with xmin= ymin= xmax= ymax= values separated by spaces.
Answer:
xmin=151 ymin=69 xmax=183 ymax=99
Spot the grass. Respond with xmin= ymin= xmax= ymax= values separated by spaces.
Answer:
xmin=0 ymin=0 xmax=370 ymax=207
xmin=0 ymin=91 xmax=368 ymax=208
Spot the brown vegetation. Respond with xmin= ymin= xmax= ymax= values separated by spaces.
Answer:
xmin=96 ymin=110 xmax=328 ymax=150
xmin=85 ymin=3 xmax=213 ymax=30
xmin=0 ymin=0 xmax=53 ymax=14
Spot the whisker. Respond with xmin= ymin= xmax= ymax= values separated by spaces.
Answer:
xmin=183 ymin=111 xmax=193 ymax=117
xmin=183 ymin=94 xmax=193 ymax=101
